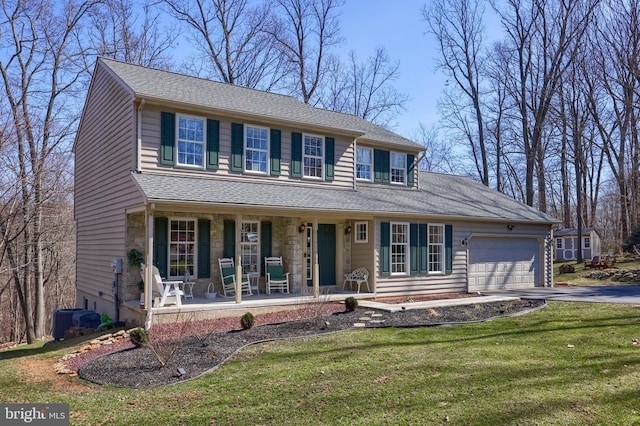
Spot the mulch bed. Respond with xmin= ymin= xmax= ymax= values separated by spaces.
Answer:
xmin=77 ymin=299 xmax=545 ymax=388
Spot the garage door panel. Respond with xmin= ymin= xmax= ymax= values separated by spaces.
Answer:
xmin=469 ymin=237 xmax=540 ymax=291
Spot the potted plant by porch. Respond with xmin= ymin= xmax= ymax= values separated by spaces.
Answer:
xmin=127 ymin=248 xmax=145 ymax=304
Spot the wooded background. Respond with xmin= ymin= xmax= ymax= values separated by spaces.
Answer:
xmin=1 ymin=0 xmax=638 ymax=344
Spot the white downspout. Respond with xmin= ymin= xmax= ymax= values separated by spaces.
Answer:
xmin=136 ymin=99 xmax=146 ymax=172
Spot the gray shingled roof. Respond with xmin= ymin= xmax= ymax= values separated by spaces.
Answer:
xmin=132 ymin=171 xmax=557 ymax=224
xmin=99 ymin=58 xmax=422 ymax=150
xmin=554 ymin=228 xmax=598 ymax=236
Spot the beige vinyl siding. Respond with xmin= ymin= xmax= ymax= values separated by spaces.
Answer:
xmin=373 ymin=218 xmax=467 ymax=297
xmin=349 ymin=220 xmax=375 ymax=288
xmin=74 ymin=65 xmax=141 ymax=317
xmin=140 ymin=107 xmax=354 ymax=187
xmin=373 ymin=219 xmax=551 ymax=297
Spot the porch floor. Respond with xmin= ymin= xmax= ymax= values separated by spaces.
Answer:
xmin=123 ymin=287 xmax=373 ymax=316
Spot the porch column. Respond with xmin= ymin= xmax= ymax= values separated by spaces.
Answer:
xmin=144 ymin=205 xmax=154 ymax=330
xmin=235 ymin=215 xmax=242 ymax=304
xmin=313 ymin=217 xmax=319 ymax=298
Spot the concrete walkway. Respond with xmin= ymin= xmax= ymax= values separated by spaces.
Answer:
xmin=483 ymin=285 xmax=640 ymax=305
xmin=358 ymin=295 xmax=520 ymax=312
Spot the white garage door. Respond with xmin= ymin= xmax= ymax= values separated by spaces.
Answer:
xmin=468 ymin=237 xmax=540 ymax=292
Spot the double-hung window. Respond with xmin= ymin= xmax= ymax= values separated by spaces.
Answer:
xmin=240 ymin=222 xmax=259 ymax=274
xmin=177 ymin=115 xmax=205 ymax=167
xmin=303 ymin=134 xmax=324 ymax=178
xmin=169 ymin=219 xmax=196 ymax=278
xmin=428 ymin=224 xmax=445 ymax=273
xmin=391 ymin=152 xmax=406 ymax=184
xmin=356 ymin=147 xmax=372 ymax=181
xmin=391 ymin=222 xmax=409 ymax=274
xmin=583 ymin=236 xmax=590 ymax=249
xmin=245 ymin=125 xmax=269 ymax=173
xmin=556 ymin=238 xmax=563 ymax=249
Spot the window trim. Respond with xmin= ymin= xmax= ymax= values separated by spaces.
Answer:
xmin=244 ymin=124 xmax=270 ymax=174
xmin=390 ymin=222 xmax=409 ymax=275
xmin=356 ymin=147 xmax=373 ymax=181
xmin=427 ymin=223 xmax=445 ymax=274
xmin=354 ymin=221 xmax=368 ymax=243
xmin=176 ymin=113 xmax=206 ymax=168
xmin=303 ymin=133 xmax=325 ymax=180
xmin=168 ymin=217 xmax=197 ymax=279
xmin=390 ymin=151 xmax=407 ymax=185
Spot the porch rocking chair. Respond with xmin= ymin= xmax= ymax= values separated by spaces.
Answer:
xmin=265 ymin=256 xmax=290 ymax=294
xmin=218 ymin=258 xmax=252 ymax=297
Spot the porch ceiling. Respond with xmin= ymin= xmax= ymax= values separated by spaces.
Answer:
xmin=131 ymin=171 xmax=557 ymax=224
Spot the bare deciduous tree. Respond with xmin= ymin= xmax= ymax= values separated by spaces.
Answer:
xmin=492 ymin=0 xmax=598 ymax=210
xmin=319 ymin=47 xmax=408 ymax=127
xmin=268 ymin=0 xmax=344 ymax=104
xmin=0 ymin=0 xmax=97 ymax=342
xmin=424 ymin=0 xmax=489 ymax=186
xmin=163 ymin=0 xmax=284 ymax=89
xmin=87 ymin=0 xmax=177 ymax=69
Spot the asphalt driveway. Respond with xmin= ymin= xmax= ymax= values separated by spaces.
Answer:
xmin=483 ymin=285 xmax=640 ymax=304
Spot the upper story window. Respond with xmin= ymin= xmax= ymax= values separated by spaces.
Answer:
xmin=556 ymin=238 xmax=563 ymax=249
xmin=391 ymin=222 xmax=409 ymax=274
xmin=356 ymin=147 xmax=372 ymax=181
xmin=304 ymin=134 xmax=324 ymax=178
xmin=169 ymin=219 xmax=196 ymax=279
xmin=391 ymin=152 xmax=406 ymax=184
xmin=245 ymin=125 xmax=269 ymax=173
xmin=177 ymin=115 xmax=205 ymax=167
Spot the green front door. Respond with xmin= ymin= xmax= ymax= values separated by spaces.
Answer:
xmin=317 ymin=224 xmax=336 ymax=286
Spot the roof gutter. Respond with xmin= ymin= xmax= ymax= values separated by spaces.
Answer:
xmin=134 ymin=95 xmax=366 ymax=139
xmin=142 ymin=197 xmax=558 ymax=225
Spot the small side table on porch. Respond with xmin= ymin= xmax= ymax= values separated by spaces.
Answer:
xmin=181 ymin=280 xmax=195 ymax=300
xmin=246 ymin=272 xmax=260 ymax=294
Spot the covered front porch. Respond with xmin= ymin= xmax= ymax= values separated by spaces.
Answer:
xmin=123 ymin=202 xmax=375 ymax=327
xmin=122 ymin=287 xmax=375 ymax=325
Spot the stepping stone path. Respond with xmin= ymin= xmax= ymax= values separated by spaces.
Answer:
xmin=353 ymin=311 xmax=386 ymax=328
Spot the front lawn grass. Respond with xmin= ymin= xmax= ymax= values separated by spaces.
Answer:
xmin=2 ymin=302 xmax=640 ymax=425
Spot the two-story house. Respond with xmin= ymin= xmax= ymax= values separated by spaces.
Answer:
xmin=74 ymin=58 xmax=557 ymax=326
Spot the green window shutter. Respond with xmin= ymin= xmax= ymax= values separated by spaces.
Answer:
xmin=407 ymin=154 xmax=415 ymax=187
xmin=231 ymin=123 xmax=244 ymax=172
xmin=445 ymin=224 xmax=453 ymax=274
xmin=198 ymin=219 xmax=211 ymax=278
xmin=380 ymin=222 xmax=390 ymax=276
xmin=153 ymin=218 xmax=168 ymax=278
xmin=270 ymin=129 xmax=281 ymax=176
xmin=291 ymin=132 xmax=302 ymax=178
xmin=410 ymin=223 xmax=419 ymax=275
xmin=419 ymin=224 xmax=428 ymax=274
xmin=374 ymin=149 xmax=390 ymax=183
xmin=325 ymin=137 xmax=334 ymax=181
xmin=160 ymin=112 xmax=175 ymax=166
xmin=260 ymin=222 xmax=272 ymax=276
xmin=223 ymin=220 xmax=236 ymax=258
xmin=206 ymin=119 xmax=220 ymax=170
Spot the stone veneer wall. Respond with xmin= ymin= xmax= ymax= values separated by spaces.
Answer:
xmin=125 ymin=212 xmax=308 ymax=298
